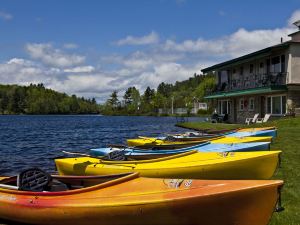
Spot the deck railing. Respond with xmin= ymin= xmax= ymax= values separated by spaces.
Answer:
xmin=213 ymin=72 xmax=288 ymax=93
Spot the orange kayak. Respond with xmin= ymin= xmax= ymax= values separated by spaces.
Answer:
xmin=0 ymin=172 xmax=283 ymax=225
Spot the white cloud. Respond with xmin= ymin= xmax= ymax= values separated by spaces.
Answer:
xmin=2 ymin=10 xmax=300 ymax=102
xmin=0 ymin=11 xmax=13 ymax=20
xmin=64 ymin=66 xmax=95 ymax=73
xmin=25 ymin=43 xmax=85 ymax=68
xmin=163 ymin=27 xmax=296 ymax=58
xmin=115 ymin=31 xmax=159 ymax=46
xmin=288 ymin=10 xmax=300 ymax=27
xmin=63 ymin=43 xmax=78 ymax=49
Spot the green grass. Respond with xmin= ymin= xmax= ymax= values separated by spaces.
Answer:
xmin=178 ymin=117 xmax=300 ymax=225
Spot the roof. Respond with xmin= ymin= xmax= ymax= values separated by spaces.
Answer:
xmin=201 ymin=42 xmax=291 ymax=73
xmin=204 ymin=85 xmax=287 ymax=99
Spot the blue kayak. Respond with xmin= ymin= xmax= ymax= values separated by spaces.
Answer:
xmin=90 ymin=141 xmax=271 ymax=159
xmin=225 ymin=129 xmax=277 ymax=139
xmin=147 ymin=129 xmax=276 ymax=142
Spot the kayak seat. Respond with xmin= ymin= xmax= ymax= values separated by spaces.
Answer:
xmin=103 ymin=150 xmax=127 ymax=161
xmin=17 ymin=168 xmax=52 ymax=192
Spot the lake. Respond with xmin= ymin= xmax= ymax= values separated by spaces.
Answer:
xmin=0 ymin=115 xmax=204 ymax=175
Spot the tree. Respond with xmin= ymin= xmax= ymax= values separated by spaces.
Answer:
xmin=143 ymin=87 xmax=155 ymax=104
xmin=193 ymin=74 xmax=216 ymax=101
xmin=157 ymin=82 xmax=173 ymax=98
xmin=107 ymin=90 xmax=119 ymax=108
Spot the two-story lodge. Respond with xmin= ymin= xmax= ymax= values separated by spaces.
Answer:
xmin=202 ymin=22 xmax=300 ymax=123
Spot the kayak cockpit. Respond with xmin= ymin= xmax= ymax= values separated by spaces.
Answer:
xmin=0 ymin=168 xmax=136 ymax=194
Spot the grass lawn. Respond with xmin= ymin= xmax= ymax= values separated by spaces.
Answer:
xmin=178 ymin=117 xmax=300 ymax=225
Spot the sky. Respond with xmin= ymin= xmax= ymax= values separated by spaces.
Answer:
xmin=1 ymin=0 xmax=300 ymax=102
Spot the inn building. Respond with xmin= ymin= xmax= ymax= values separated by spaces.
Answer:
xmin=202 ymin=22 xmax=300 ymax=123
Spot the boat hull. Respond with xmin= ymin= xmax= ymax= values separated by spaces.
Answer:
xmin=127 ymin=136 xmax=273 ymax=148
xmin=56 ymin=151 xmax=280 ymax=180
xmin=226 ymin=129 xmax=277 ymax=139
xmin=90 ymin=142 xmax=271 ymax=159
xmin=0 ymin=175 xmax=283 ymax=225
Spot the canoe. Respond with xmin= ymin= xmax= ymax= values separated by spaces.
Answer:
xmin=90 ymin=142 xmax=271 ymax=159
xmin=0 ymin=171 xmax=284 ymax=225
xmin=226 ymin=129 xmax=277 ymax=139
xmin=127 ymin=136 xmax=273 ymax=148
xmin=55 ymin=150 xmax=281 ymax=180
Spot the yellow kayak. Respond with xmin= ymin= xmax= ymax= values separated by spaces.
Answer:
xmin=55 ymin=150 xmax=281 ymax=180
xmin=127 ymin=136 xmax=273 ymax=147
xmin=127 ymin=137 xmax=211 ymax=148
xmin=238 ymin=127 xmax=276 ymax=132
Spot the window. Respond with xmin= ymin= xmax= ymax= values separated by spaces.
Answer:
xmin=271 ymin=56 xmax=281 ymax=73
xmin=260 ymin=62 xmax=264 ymax=68
xmin=249 ymin=98 xmax=255 ymax=111
xmin=233 ymin=68 xmax=236 ymax=74
xmin=266 ymin=95 xmax=287 ymax=115
xmin=239 ymin=98 xmax=244 ymax=111
xmin=240 ymin=67 xmax=244 ymax=75
xmin=218 ymin=100 xmax=231 ymax=114
xmin=281 ymin=55 xmax=285 ymax=72
xmin=250 ymin=64 xmax=254 ymax=73
xmin=259 ymin=62 xmax=264 ymax=74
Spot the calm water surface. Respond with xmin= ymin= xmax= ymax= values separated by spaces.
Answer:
xmin=0 ymin=115 xmax=204 ymax=175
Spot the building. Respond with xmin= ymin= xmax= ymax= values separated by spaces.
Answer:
xmin=202 ymin=22 xmax=300 ymax=123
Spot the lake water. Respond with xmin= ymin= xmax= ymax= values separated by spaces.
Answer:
xmin=0 ymin=115 xmax=204 ymax=175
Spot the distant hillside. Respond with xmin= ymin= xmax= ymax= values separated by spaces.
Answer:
xmin=0 ymin=83 xmax=99 ymax=114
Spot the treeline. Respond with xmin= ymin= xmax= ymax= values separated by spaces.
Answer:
xmin=0 ymin=83 xmax=99 ymax=114
xmin=101 ymin=73 xmax=215 ymax=116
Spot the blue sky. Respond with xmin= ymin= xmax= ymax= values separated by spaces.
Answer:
xmin=1 ymin=0 xmax=300 ymax=101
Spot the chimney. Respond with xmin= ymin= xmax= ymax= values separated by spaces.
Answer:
xmin=281 ymin=37 xmax=283 ymax=43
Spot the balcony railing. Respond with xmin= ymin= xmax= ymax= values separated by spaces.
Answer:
xmin=213 ymin=72 xmax=288 ymax=93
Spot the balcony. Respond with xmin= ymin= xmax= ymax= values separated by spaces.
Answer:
xmin=214 ymin=72 xmax=288 ymax=93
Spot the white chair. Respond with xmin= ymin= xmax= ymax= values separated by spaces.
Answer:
xmin=245 ymin=113 xmax=259 ymax=125
xmin=256 ymin=114 xmax=271 ymax=123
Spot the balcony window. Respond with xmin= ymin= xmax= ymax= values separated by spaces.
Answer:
xmin=240 ymin=67 xmax=244 ymax=75
xmin=270 ymin=56 xmax=281 ymax=73
xmin=259 ymin=62 xmax=264 ymax=74
xmin=266 ymin=95 xmax=287 ymax=115
xmin=250 ymin=64 xmax=254 ymax=73
xmin=281 ymin=55 xmax=285 ymax=72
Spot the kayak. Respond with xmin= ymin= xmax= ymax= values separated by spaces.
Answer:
xmin=238 ymin=126 xmax=276 ymax=132
xmin=226 ymin=129 xmax=277 ymax=139
xmin=55 ymin=150 xmax=281 ymax=180
xmin=127 ymin=138 xmax=214 ymax=149
xmin=127 ymin=136 xmax=273 ymax=148
xmin=210 ymin=136 xmax=272 ymax=143
xmin=166 ymin=127 xmax=276 ymax=140
xmin=0 ymin=170 xmax=284 ymax=225
xmin=90 ymin=142 xmax=271 ymax=159
xmin=127 ymin=127 xmax=276 ymax=146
